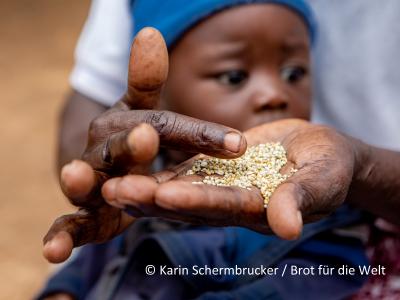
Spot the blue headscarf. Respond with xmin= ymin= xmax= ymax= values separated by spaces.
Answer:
xmin=131 ymin=0 xmax=316 ymax=49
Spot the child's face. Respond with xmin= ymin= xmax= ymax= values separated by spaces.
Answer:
xmin=163 ymin=4 xmax=311 ymax=132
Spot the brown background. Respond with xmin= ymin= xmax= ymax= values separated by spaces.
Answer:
xmin=0 ymin=1 xmax=91 ymax=298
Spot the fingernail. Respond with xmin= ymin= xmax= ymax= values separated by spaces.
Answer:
xmin=224 ymin=132 xmax=243 ymax=153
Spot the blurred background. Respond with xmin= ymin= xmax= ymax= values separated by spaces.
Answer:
xmin=0 ymin=0 xmax=91 ymax=298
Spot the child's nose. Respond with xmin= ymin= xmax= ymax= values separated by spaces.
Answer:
xmin=251 ymin=82 xmax=289 ymax=113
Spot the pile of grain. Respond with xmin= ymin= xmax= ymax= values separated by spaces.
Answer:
xmin=187 ymin=143 xmax=296 ymax=207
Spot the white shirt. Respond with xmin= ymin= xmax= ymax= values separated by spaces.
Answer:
xmin=308 ymin=0 xmax=400 ymax=150
xmin=70 ymin=0 xmax=132 ymax=106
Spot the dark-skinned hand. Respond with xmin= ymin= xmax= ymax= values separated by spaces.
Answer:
xmin=103 ymin=119 xmax=366 ymax=240
xmin=43 ymin=27 xmax=246 ymax=263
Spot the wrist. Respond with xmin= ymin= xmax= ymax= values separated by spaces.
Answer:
xmin=345 ymin=135 xmax=377 ymax=210
xmin=349 ymin=136 xmax=373 ymax=185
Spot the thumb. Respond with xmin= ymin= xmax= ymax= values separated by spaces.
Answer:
xmin=125 ymin=27 xmax=169 ymax=109
xmin=267 ymin=182 xmax=303 ymax=240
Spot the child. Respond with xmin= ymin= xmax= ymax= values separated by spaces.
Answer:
xmin=38 ymin=1 xmax=367 ymax=299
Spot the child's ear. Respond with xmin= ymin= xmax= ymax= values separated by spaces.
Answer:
xmin=125 ymin=27 xmax=169 ymax=109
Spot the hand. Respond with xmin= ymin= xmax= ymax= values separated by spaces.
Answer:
xmin=43 ymin=27 xmax=246 ymax=263
xmin=103 ymin=119 xmax=362 ymax=239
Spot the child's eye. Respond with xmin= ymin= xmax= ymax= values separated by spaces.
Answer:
xmin=281 ymin=66 xmax=307 ymax=84
xmin=216 ymin=70 xmax=248 ymax=86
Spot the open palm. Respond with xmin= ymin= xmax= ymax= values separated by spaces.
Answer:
xmin=104 ymin=119 xmax=357 ymax=239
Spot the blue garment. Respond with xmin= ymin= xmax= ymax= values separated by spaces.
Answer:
xmin=37 ymin=207 xmax=370 ymax=300
xmin=36 ymin=235 xmax=123 ymax=299
xmin=131 ymin=0 xmax=317 ymax=48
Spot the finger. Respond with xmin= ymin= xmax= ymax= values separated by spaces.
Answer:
xmin=99 ymin=123 xmax=159 ymax=174
xmin=110 ymin=110 xmax=247 ymax=158
xmin=267 ymin=160 xmax=346 ymax=240
xmin=153 ymin=180 xmax=269 ymax=231
xmin=42 ymin=231 xmax=73 ymax=264
xmin=60 ymin=160 xmax=108 ymax=207
xmin=101 ymin=177 xmax=124 ymax=208
xmin=104 ymin=175 xmax=196 ymax=221
xmin=103 ymin=175 xmax=191 ymax=220
xmin=86 ymin=110 xmax=246 ymax=172
xmin=103 ymin=175 xmax=158 ymax=213
xmin=102 ymin=175 xmax=157 ymax=209
xmin=104 ymin=174 xmax=266 ymax=230
xmin=125 ymin=27 xmax=168 ymax=109
xmin=151 ymin=113 xmax=246 ymax=158
xmin=43 ymin=208 xmax=135 ymax=263
xmin=267 ymin=182 xmax=303 ymax=240
xmin=85 ymin=110 xmax=245 ymax=175
xmin=151 ymin=168 xmax=303 ymax=238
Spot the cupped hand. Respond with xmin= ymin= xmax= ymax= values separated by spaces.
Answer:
xmin=103 ymin=119 xmax=361 ymax=240
xmin=43 ymin=27 xmax=246 ymax=263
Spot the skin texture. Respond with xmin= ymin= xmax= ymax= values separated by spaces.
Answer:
xmin=104 ymin=117 xmax=400 ymax=238
xmin=104 ymin=119 xmax=356 ymax=239
xmin=43 ymin=27 xmax=247 ymax=263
